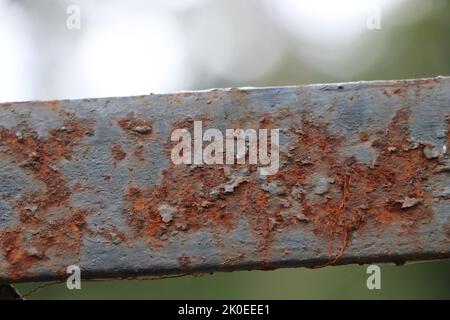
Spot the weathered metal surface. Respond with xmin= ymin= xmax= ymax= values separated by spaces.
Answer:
xmin=0 ymin=77 xmax=449 ymax=283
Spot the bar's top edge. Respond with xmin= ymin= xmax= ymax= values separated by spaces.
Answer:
xmin=1 ymin=75 xmax=448 ymax=106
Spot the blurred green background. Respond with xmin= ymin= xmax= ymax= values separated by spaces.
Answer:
xmin=15 ymin=260 xmax=450 ymax=299
xmin=1 ymin=0 xmax=449 ymax=299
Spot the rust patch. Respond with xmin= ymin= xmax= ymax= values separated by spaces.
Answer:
xmin=393 ymin=88 xmax=405 ymax=97
xmin=117 ymin=114 xmax=154 ymax=161
xmin=120 ymin=108 xmax=439 ymax=266
xmin=289 ymin=108 xmax=436 ymax=264
xmin=111 ymin=143 xmax=127 ymax=161
xmin=48 ymin=100 xmax=60 ymax=109
xmin=0 ymin=118 xmax=93 ymax=279
xmin=118 ymin=114 xmax=153 ymax=136
xmin=178 ymin=255 xmax=191 ymax=269
xmin=123 ymin=164 xmax=238 ymax=246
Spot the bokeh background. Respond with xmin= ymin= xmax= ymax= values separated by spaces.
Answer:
xmin=1 ymin=0 xmax=449 ymax=299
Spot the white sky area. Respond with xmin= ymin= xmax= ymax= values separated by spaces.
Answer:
xmin=78 ymin=7 xmax=187 ymax=98
xmin=270 ymin=0 xmax=401 ymax=43
xmin=0 ymin=0 xmax=432 ymax=102
xmin=0 ymin=2 xmax=35 ymax=102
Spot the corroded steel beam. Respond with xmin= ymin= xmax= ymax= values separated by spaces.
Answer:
xmin=0 ymin=77 xmax=449 ymax=283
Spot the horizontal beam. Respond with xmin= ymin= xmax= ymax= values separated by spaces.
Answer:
xmin=0 ymin=77 xmax=449 ymax=283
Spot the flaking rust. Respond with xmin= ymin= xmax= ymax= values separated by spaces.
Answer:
xmin=0 ymin=77 xmax=449 ymax=283
xmin=0 ymin=115 xmax=93 ymax=280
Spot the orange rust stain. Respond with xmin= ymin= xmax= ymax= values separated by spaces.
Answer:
xmin=328 ymin=174 xmax=351 ymax=261
xmin=2 ymin=211 xmax=87 ymax=280
xmin=0 ymin=119 xmax=93 ymax=279
xmin=117 ymin=115 xmax=154 ymax=161
xmin=392 ymin=77 xmax=441 ymax=97
xmin=118 ymin=115 xmax=153 ymax=136
xmin=178 ymin=255 xmax=191 ymax=269
xmin=118 ymin=109 xmax=438 ymax=265
xmin=393 ymin=88 xmax=405 ymax=97
xmin=0 ymin=121 xmax=93 ymax=209
xmin=123 ymin=163 xmax=238 ymax=245
xmin=48 ymin=100 xmax=60 ymax=109
xmin=169 ymin=92 xmax=195 ymax=106
xmin=111 ymin=143 xmax=127 ymax=161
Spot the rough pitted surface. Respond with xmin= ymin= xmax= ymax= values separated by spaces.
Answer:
xmin=0 ymin=77 xmax=449 ymax=282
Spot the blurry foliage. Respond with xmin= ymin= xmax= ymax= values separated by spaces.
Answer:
xmin=17 ymin=260 xmax=450 ymax=299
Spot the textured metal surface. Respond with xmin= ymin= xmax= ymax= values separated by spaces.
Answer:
xmin=0 ymin=77 xmax=449 ymax=283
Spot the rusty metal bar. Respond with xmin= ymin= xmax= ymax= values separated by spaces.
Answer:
xmin=1 ymin=77 xmax=449 ymax=283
